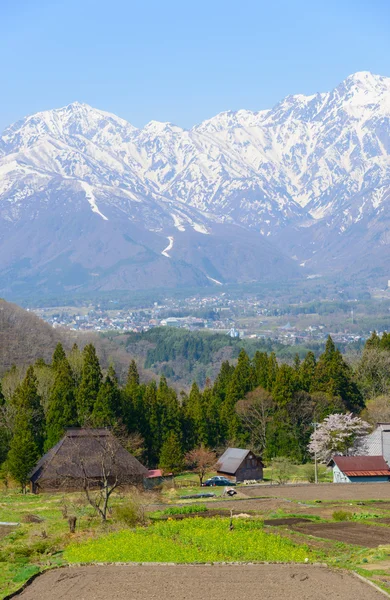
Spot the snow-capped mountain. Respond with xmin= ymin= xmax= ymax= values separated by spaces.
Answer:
xmin=0 ymin=71 xmax=389 ymax=294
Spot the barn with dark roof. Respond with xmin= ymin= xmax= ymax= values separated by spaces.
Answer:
xmin=328 ymin=455 xmax=390 ymax=483
xmin=29 ymin=428 xmax=148 ymax=493
xmin=217 ymin=448 xmax=263 ymax=482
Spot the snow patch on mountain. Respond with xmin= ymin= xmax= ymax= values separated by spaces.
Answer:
xmin=80 ymin=181 xmax=108 ymax=221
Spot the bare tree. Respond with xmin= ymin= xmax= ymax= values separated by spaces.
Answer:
xmin=236 ymin=387 xmax=274 ymax=453
xmin=57 ymin=429 xmax=147 ymax=522
xmin=185 ymin=446 xmax=217 ymax=486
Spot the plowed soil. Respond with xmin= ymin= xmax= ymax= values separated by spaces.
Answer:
xmin=14 ymin=564 xmax=385 ymax=600
xmin=241 ymin=482 xmax=390 ymax=502
xmin=292 ymin=521 xmax=390 ymax=547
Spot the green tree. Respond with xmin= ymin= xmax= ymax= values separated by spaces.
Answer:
xmin=221 ymin=350 xmax=253 ymax=441
xmin=312 ymin=336 xmax=363 ymax=412
xmin=45 ymin=358 xmax=77 ymax=450
xmin=91 ymin=371 xmax=120 ymax=427
xmin=299 ymin=351 xmax=316 ymax=392
xmin=11 ymin=366 xmax=45 ymax=452
xmin=159 ymin=432 xmax=184 ymax=475
xmin=52 ymin=342 xmax=66 ymax=369
xmin=272 ymin=364 xmax=299 ymax=406
xmin=76 ymin=344 xmax=102 ymax=424
xmin=7 ymin=409 xmax=39 ymax=492
xmin=253 ymin=351 xmax=270 ymax=389
xmin=267 ymin=352 xmax=279 ymax=390
xmin=185 ymin=382 xmax=207 ymax=446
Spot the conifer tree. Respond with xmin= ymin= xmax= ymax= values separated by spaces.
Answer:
xmin=212 ymin=361 xmax=235 ymax=403
xmin=0 ymin=381 xmax=11 ymax=465
xmin=365 ymin=331 xmax=381 ymax=350
xmin=45 ymin=358 xmax=77 ymax=451
xmin=7 ymin=409 xmax=39 ymax=492
xmin=76 ymin=344 xmax=102 ymax=424
xmin=121 ymin=360 xmax=141 ymax=431
xmin=185 ymin=382 xmax=207 ymax=446
xmin=52 ymin=343 xmax=66 ymax=369
xmin=11 ymin=366 xmax=45 ymax=452
xmin=267 ymin=352 xmax=279 ymax=390
xmin=299 ymin=351 xmax=317 ymax=392
xmin=253 ymin=351 xmax=270 ymax=389
xmin=313 ymin=336 xmax=363 ymax=412
xmin=91 ymin=371 xmax=120 ymax=427
xmin=221 ymin=350 xmax=253 ymax=441
xmin=142 ymin=380 xmax=158 ymax=463
xmin=272 ymin=364 xmax=299 ymax=406
xmin=159 ymin=431 xmax=184 ymax=475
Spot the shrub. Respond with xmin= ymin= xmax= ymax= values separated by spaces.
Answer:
xmin=162 ymin=504 xmax=208 ymax=516
xmin=271 ymin=457 xmax=296 ymax=484
xmin=303 ymin=464 xmax=328 ymax=483
xmin=332 ymin=510 xmax=352 ymax=521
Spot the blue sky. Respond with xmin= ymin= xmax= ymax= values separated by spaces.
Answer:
xmin=1 ymin=0 xmax=390 ymax=131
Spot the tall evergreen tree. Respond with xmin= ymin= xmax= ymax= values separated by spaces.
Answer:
xmin=221 ymin=350 xmax=253 ymax=441
xmin=313 ymin=336 xmax=363 ymax=412
xmin=159 ymin=431 xmax=184 ymax=475
xmin=272 ymin=364 xmax=299 ymax=407
xmin=11 ymin=366 xmax=45 ymax=452
xmin=76 ymin=344 xmax=102 ymax=424
xmin=299 ymin=351 xmax=317 ymax=392
xmin=267 ymin=353 xmax=279 ymax=390
xmin=253 ymin=351 xmax=270 ymax=389
xmin=0 ymin=381 xmax=11 ymax=465
xmin=185 ymin=382 xmax=207 ymax=447
xmin=91 ymin=371 xmax=120 ymax=427
xmin=52 ymin=343 xmax=66 ymax=369
xmin=45 ymin=358 xmax=77 ymax=451
xmin=121 ymin=361 xmax=141 ymax=431
xmin=7 ymin=408 xmax=39 ymax=492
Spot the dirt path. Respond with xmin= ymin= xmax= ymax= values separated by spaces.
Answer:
xmin=14 ymin=564 xmax=386 ymax=600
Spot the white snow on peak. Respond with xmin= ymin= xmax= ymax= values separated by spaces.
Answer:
xmin=1 ymin=71 xmax=390 ymax=240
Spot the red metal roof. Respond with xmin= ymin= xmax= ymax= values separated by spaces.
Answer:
xmin=331 ymin=455 xmax=390 ymax=475
xmin=147 ymin=469 xmax=163 ymax=478
xmin=147 ymin=469 xmax=173 ymax=478
xmin=344 ymin=470 xmax=390 ymax=477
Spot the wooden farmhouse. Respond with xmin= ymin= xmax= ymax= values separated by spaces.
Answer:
xmin=29 ymin=428 xmax=148 ymax=493
xmin=364 ymin=423 xmax=390 ymax=464
xmin=328 ymin=455 xmax=390 ymax=483
xmin=217 ymin=448 xmax=263 ymax=482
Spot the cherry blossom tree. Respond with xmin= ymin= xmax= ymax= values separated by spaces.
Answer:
xmin=308 ymin=413 xmax=372 ymax=462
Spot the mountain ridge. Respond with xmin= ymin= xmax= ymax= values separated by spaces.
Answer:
xmin=1 ymin=71 xmax=389 ymax=295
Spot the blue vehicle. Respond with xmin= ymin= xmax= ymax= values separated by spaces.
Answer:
xmin=202 ymin=476 xmax=236 ymax=487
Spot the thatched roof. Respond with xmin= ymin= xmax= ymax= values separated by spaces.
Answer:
xmin=30 ymin=428 xmax=148 ymax=484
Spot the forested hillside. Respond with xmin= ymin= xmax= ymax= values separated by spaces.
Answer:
xmin=0 ymin=298 xmax=148 ymax=383
xmin=121 ymin=328 xmax=324 ymax=387
xmin=0 ymin=299 xmax=70 ymax=376
xmin=2 ymin=330 xmax=389 ymax=490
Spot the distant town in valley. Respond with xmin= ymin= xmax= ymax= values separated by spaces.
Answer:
xmin=27 ymin=287 xmax=390 ymax=348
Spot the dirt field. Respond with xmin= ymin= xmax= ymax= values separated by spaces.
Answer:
xmin=14 ymin=564 xmax=386 ymax=600
xmin=241 ymin=482 xmax=390 ymax=502
xmin=292 ymin=521 xmax=390 ymax=547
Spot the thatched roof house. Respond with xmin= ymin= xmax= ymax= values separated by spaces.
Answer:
xmin=30 ymin=428 xmax=148 ymax=493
